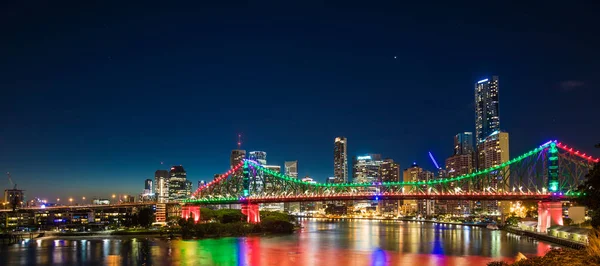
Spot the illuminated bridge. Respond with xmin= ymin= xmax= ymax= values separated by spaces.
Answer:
xmin=182 ymin=140 xmax=597 ymax=227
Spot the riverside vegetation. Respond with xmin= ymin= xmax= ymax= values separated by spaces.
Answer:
xmin=178 ymin=208 xmax=295 ymax=238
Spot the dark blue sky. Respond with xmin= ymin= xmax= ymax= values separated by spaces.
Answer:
xmin=1 ymin=2 xmax=598 ymax=201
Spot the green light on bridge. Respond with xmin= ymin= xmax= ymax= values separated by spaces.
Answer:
xmin=549 ymin=181 xmax=559 ymax=192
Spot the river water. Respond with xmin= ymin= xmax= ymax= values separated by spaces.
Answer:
xmin=0 ymin=218 xmax=556 ymax=266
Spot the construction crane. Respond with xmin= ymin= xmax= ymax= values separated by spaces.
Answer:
xmin=7 ymin=172 xmax=17 ymax=189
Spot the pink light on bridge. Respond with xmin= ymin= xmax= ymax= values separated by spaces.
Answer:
xmin=556 ymin=142 xmax=600 ymax=163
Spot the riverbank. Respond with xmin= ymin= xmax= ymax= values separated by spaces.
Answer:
xmin=503 ymin=226 xmax=586 ymax=249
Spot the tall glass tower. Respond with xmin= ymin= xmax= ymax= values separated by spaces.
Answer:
xmin=333 ymin=137 xmax=348 ymax=183
xmin=475 ymin=76 xmax=500 ymax=143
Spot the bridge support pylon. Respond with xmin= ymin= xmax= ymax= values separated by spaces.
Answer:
xmin=242 ymin=203 xmax=260 ymax=224
xmin=181 ymin=205 xmax=201 ymax=224
xmin=537 ymin=201 xmax=563 ymax=233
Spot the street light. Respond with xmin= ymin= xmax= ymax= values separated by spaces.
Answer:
xmin=69 ymin=198 xmax=73 ymax=205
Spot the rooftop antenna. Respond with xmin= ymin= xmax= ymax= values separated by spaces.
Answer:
xmin=428 ymin=152 xmax=441 ymax=170
xmin=237 ymin=133 xmax=242 ymax=150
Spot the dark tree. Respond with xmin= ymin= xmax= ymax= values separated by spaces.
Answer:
xmin=576 ymin=144 xmax=600 ymax=227
xmin=137 ymin=208 xmax=155 ymax=228
xmin=200 ymin=208 xmax=215 ymax=221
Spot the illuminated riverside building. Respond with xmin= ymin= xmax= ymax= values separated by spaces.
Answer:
xmin=379 ymin=159 xmax=400 ymax=215
xmin=285 ymin=161 xmax=298 ymax=178
xmin=249 ymin=151 xmax=267 ymax=165
xmin=476 ymin=131 xmax=510 ymax=214
xmin=401 ymin=163 xmax=421 ymax=215
xmin=352 ymin=154 xmax=383 ymax=184
xmin=261 ymin=165 xmax=284 ymax=212
xmin=333 ymin=137 xmax=348 ymax=183
xmin=168 ymin=166 xmax=192 ymax=202
xmin=352 ymin=154 xmax=383 ymax=211
xmin=154 ymin=170 xmax=169 ymax=203
xmin=475 ymin=76 xmax=500 ymax=143
xmin=445 ymin=132 xmax=475 ymax=215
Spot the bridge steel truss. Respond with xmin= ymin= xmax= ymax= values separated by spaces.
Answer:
xmin=186 ymin=140 xmax=597 ymax=205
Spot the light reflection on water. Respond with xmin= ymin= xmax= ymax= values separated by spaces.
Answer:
xmin=0 ymin=219 xmax=554 ymax=266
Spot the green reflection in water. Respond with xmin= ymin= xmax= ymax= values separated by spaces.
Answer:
xmin=174 ymin=238 xmax=240 ymax=266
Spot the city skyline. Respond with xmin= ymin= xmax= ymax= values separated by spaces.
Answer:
xmin=2 ymin=3 xmax=599 ymax=200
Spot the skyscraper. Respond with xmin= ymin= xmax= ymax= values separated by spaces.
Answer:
xmin=168 ymin=166 xmax=191 ymax=202
xmin=352 ymin=154 xmax=383 ymax=183
xmin=144 ymin=179 xmax=153 ymax=194
xmin=333 ymin=137 xmax=348 ymax=183
xmin=379 ymin=159 xmax=400 ymax=215
xmin=454 ymin=132 xmax=474 ymax=156
xmin=154 ymin=170 xmax=169 ymax=203
xmin=231 ymin=150 xmax=247 ymax=168
xmin=285 ymin=161 xmax=298 ymax=178
xmin=379 ymin=159 xmax=400 ymax=182
xmin=445 ymin=152 xmax=474 ymax=216
xmin=476 ymin=131 xmax=510 ymax=214
xmin=475 ymin=76 xmax=500 ymax=143
xmin=249 ymin=151 xmax=267 ymax=165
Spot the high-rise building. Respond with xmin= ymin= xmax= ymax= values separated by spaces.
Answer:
xmin=454 ymin=132 xmax=474 ymax=156
xmin=379 ymin=159 xmax=400 ymax=216
xmin=352 ymin=154 xmax=383 ymax=184
xmin=168 ymin=166 xmax=191 ymax=202
xmin=284 ymin=161 xmax=300 ymax=212
xmin=154 ymin=170 xmax=169 ymax=203
xmin=475 ymin=76 xmax=500 ymax=143
xmin=262 ymin=165 xmax=284 ymax=212
xmin=333 ymin=137 xmax=348 ymax=183
xmin=285 ymin=161 xmax=298 ymax=178
xmin=249 ymin=151 xmax=267 ymax=165
xmin=231 ymin=150 xmax=247 ymax=168
xmin=417 ymin=170 xmax=436 ymax=216
xmin=445 ymin=152 xmax=474 ymax=216
xmin=476 ymin=131 xmax=510 ymax=214
xmin=401 ymin=163 xmax=421 ymax=216
xmin=379 ymin=159 xmax=400 ymax=182
xmin=144 ymin=179 xmax=153 ymax=194
xmin=477 ymin=131 xmax=510 ymax=174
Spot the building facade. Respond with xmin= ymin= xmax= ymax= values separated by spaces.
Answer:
xmin=261 ymin=165 xmax=284 ymax=212
xmin=417 ymin=170 xmax=436 ymax=216
xmin=445 ymin=153 xmax=474 ymax=215
xmin=455 ymin=132 xmax=474 ymax=156
xmin=475 ymin=76 xmax=500 ymax=143
xmin=168 ymin=166 xmax=191 ymax=202
xmin=379 ymin=159 xmax=400 ymax=215
xmin=154 ymin=170 xmax=169 ymax=203
xmin=248 ymin=151 xmax=267 ymax=165
xmin=401 ymin=163 xmax=422 ymax=216
xmin=352 ymin=154 xmax=383 ymax=184
xmin=231 ymin=150 xmax=246 ymax=168
xmin=476 ymin=131 xmax=510 ymax=214
xmin=285 ymin=161 xmax=298 ymax=178
xmin=333 ymin=137 xmax=348 ymax=183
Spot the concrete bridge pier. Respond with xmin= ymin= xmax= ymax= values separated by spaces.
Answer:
xmin=242 ymin=203 xmax=260 ymax=224
xmin=181 ymin=206 xmax=201 ymax=223
xmin=537 ymin=201 xmax=563 ymax=233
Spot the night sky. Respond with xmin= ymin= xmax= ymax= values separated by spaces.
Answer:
xmin=1 ymin=2 xmax=599 ymax=201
